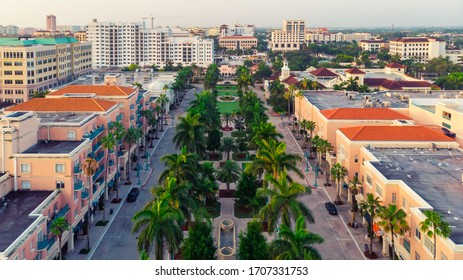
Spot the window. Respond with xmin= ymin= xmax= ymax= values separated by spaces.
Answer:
xmin=22 ymin=180 xmax=31 ymax=190
xmin=55 ymin=163 xmax=65 ymax=173
xmin=375 ymin=184 xmax=383 ymax=197
xmin=68 ymin=130 xmax=76 ymax=140
xmin=20 ymin=163 xmax=31 ymax=173
xmin=366 ymin=174 xmax=373 ymax=186
xmin=392 ymin=193 xmax=397 ymax=204
xmin=424 ymin=237 xmax=435 ymax=255
xmin=442 ymin=111 xmax=451 ymax=120
xmin=402 ymin=197 xmax=408 ymax=211
xmin=441 ymin=252 xmax=448 ymax=260
xmin=415 ymin=227 xmax=421 ymax=240
xmin=354 ymin=155 xmax=359 ymax=163
xmin=415 ymin=252 xmax=420 ymax=260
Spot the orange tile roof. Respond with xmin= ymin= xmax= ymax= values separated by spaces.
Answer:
xmin=5 ymin=98 xmax=118 ymax=112
xmin=48 ymin=85 xmax=136 ymax=97
xmin=320 ymin=108 xmax=411 ymax=120
xmin=310 ymin=67 xmax=338 ymax=77
xmin=339 ymin=126 xmax=455 ymax=141
xmin=385 ymin=62 xmax=405 ymax=68
xmin=345 ymin=68 xmax=366 ymax=75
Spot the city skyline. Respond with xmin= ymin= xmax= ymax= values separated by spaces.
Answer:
xmin=1 ymin=0 xmax=462 ymax=29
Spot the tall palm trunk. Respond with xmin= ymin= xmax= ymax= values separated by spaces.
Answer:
xmin=127 ymin=143 xmax=132 ymax=182
xmin=433 ymin=231 xmax=437 ymax=260
xmin=390 ymin=223 xmax=396 ymax=260
xmin=58 ymin=235 xmax=63 ymax=260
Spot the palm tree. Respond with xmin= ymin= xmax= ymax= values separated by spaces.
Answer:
xmin=249 ymin=122 xmax=283 ymax=147
xmin=173 ymin=112 xmax=206 ymax=156
xmin=220 ymin=137 xmax=237 ymax=161
xmin=316 ymin=139 xmax=333 ymax=184
xmin=158 ymin=146 xmax=200 ymax=185
xmin=349 ymin=175 xmax=360 ymax=227
xmin=304 ymin=121 xmax=317 ymax=158
xmin=140 ymin=110 xmax=153 ymax=147
xmin=147 ymin=114 xmax=158 ymax=145
xmin=132 ymin=197 xmax=184 ymax=260
xmin=299 ymin=77 xmax=310 ymax=90
xmin=157 ymin=93 xmax=170 ymax=125
xmin=295 ymin=90 xmax=304 ymax=120
xmin=246 ymin=139 xmax=303 ymax=181
xmin=236 ymin=67 xmax=254 ymax=93
xmin=49 ymin=217 xmax=69 ymax=260
xmin=257 ymin=173 xmax=314 ymax=233
xmin=377 ymin=204 xmax=409 ymax=260
xmin=110 ymin=121 xmax=126 ymax=183
xmin=419 ymin=210 xmax=452 ymax=260
xmin=124 ymin=127 xmax=142 ymax=183
xmin=345 ymin=76 xmax=359 ymax=91
xmin=101 ymin=134 xmax=116 ymax=215
xmin=331 ymin=163 xmax=348 ymax=205
xmin=221 ymin=112 xmax=232 ymax=129
xmin=288 ymin=84 xmax=298 ymax=117
xmin=216 ymin=160 xmax=241 ymax=191
xmin=82 ymin=156 xmax=98 ymax=251
xmin=269 ymin=216 xmax=323 ymax=260
xmin=359 ymin=193 xmax=382 ymax=255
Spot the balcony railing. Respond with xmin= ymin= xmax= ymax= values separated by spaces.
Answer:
xmin=83 ymin=126 xmax=105 ymax=140
xmin=93 ymin=142 xmax=102 ymax=152
xmin=73 ymin=164 xmax=82 ymax=174
xmin=74 ymin=180 xmax=83 ymax=191
xmin=137 ymin=121 xmax=143 ymax=128
xmin=47 ymin=236 xmax=56 ymax=250
xmin=81 ymin=189 xmax=89 ymax=199
xmin=37 ymin=237 xmax=49 ymax=251
xmin=95 ymin=151 xmax=105 ymax=162
xmin=92 ymin=165 xmax=105 ymax=181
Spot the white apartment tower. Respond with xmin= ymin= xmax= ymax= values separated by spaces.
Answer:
xmin=270 ymin=20 xmax=306 ymax=52
xmin=87 ymin=20 xmax=214 ymax=68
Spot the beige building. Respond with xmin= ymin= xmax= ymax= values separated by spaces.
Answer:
xmin=0 ymin=37 xmax=92 ymax=103
xmin=270 ymin=20 xmax=306 ymax=52
xmin=306 ymin=32 xmax=371 ymax=44
xmin=74 ymin=31 xmax=87 ymax=42
xmin=389 ymin=37 xmax=446 ymax=62
xmin=359 ymin=40 xmax=389 ymax=52
xmin=219 ymin=36 xmax=257 ymax=50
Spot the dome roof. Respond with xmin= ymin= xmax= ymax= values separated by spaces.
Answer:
xmin=148 ymin=80 xmax=165 ymax=92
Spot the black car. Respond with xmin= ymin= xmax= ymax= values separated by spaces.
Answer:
xmin=127 ymin=187 xmax=140 ymax=202
xmin=324 ymin=202 xmax=338 ymax=215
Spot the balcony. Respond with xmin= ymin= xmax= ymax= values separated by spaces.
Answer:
xmin=118 ymin=149 xmax=125 ymax=157
xmin=95 ymin=151 xmax=105 ymax=163
xmin=47 ymin=236 xmax=56 ymax=250
xmin=74 ymin=180 xmax=83 ymax=191
xmin=137 ymin=93 xmax=144 ymax=102
xmin=93 ymin=141 xmax=102 ymax=152
xmin=130 ymin=115 xmax=135 ymax=120
xmin=74 ymin=164 xmax=82 ymax=174
xmin=47 ymin=204 xmax=70 ymax=231
xmin=137 ymin=103 xmax=143 ymax=110
xmin=83 ymin=126 xmax=105 ymax=140
xmin=108 ymin=159 xmax=115 ymax=167
xmin=137 ymin=121 xmax=143 ymax=128
xmin=81 ymin=189 xmax=89 ymax=200
xmin=116 ymin=114 xmax=123 ymax=122
xmin=92 ymin=165 xmax=105 ymax=181
xmin=37 ymin=237 xmax=49 ymax=251
xmin=130 ymin=104 xmax=135 ymax=110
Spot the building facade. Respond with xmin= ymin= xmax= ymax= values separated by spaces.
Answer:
xmin=0 ymin=37 xmax=92 ymax=104
xmin=0 ymin=25 xmax=19 ymax=36
xmin=389 ymin=37 xmax=446 ymax=62
xmin=269 ymin=20 xmax=306 ymax=52
xmin=46 ymin=15 xmax=56 ymax=32
xmin=306 ymin=32 xmax=371 ymax=44
xmin=219 ymin=36 xmax=258 ymax=50
xmin=359 ymin=40 xmax=389 ymax=52
xmin=86 ymin=20 xmax=214 ymax=68
xmin=219 ymin=24 xmax=255 ymax=37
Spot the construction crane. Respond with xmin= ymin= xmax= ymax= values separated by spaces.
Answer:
xmin=142 ymin=15 xmax=181 ymax=29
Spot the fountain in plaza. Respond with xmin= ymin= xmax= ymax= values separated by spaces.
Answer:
xmin=217 ymin=219 xmax=236 ymax=260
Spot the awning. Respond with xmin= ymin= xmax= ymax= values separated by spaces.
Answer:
xmin=373 ymin=223 xmax=384 ymax=237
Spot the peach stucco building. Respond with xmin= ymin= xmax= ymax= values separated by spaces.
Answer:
xmin=0 ymin=85 xmax=150 ymax=260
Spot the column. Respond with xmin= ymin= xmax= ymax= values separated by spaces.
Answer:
xmin=68 ymin=231 xmax=75 ymax=252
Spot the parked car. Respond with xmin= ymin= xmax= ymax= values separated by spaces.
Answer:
xmin=127 ymin=187 xmax=140 ymax=202
xmin=324 ymin=202 xmax=338 ymax=215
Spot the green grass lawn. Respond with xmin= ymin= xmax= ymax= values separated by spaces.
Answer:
xmin=217 ymin=101 xmax=239 ymax=114
xmin=217 ymin=90 xmax=239 ymax=96
xmin=217 ymin=85 xmax=238 ymax=91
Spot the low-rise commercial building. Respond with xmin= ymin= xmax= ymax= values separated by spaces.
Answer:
xmin=219 ymin=36 xmax=258 ymax=50
xmin=359 ymin=40 xmax=389 ymax=52
xmin=389 ymin=37 xmax=446 ymax=62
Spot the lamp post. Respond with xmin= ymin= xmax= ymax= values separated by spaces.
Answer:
xmin=312 ymin=164 xmax=319 ymax=187
xmin=170 ymin=111 xmax=175 ymax=126
xmin=145 ymin=151 xmax=150 ymax=171
xmin=304 ymin=152 xmax=310 ymax=172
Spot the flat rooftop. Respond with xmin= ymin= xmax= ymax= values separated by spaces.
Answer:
xmin=303 ymin=90 xmax=443 ymax=110
xmin=368 ymin=148 xmax=463 ymax=244
xmin=36 ymin=112 xmax=93 ymax=124
xmin=22 ymin=140 xmax=85 ymax=154
xmin=0 ymin=191 xmax=53 ymax=251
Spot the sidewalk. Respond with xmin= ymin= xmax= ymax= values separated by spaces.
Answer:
xmin=254 ymin=88 xmax=387 ymax=260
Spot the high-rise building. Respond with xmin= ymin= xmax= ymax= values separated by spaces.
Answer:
xmin=270 ymin=19 xmax=306 ymax=52
xmin=0 ymin=37 xmax=92 ymax=104
xmin=0 ymin=25 xmax=19 ymax=36
xmin=46 ymin=15 xmax=56 ymax=32
xmin=219 ymin=23 xmax=255 ymax=37
xmin=86 ymin=20 xmax=214 ymax=68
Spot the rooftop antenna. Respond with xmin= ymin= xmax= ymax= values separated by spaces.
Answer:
xmin=142 ymin=15 xmax=182 ymax=29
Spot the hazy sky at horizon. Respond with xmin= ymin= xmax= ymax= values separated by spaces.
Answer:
xmin=1 ymin=0 xmax=462 ymax=28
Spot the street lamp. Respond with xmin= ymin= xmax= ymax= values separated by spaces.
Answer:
xmin=170 ymin=111 xmax=175 ymax=126
xmin=145 ymin=151 xmax=150 ymax=171
xmin=312 ymin=163 xmax=319 ymax=188
xmin=304 ymin=151 xmax=310 ymax=172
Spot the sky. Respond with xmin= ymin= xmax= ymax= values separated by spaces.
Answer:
xmin=1 ymin=0 xmax=462 ymax=29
